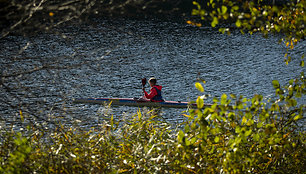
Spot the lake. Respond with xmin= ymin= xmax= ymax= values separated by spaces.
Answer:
xmin=0 ymin=17 xmax=304 ymax=129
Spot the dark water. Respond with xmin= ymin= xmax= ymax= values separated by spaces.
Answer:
xmin=0 ymin=18 xmax=305 ymax=128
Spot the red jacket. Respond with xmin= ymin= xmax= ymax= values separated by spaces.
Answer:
xmin=144 ymin=85 xmax=163 ymax=102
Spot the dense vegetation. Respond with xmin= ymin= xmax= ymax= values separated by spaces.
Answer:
xmin=0 ymin=80 xmax=305 ymax=173
xmin=0 ymin=0 xmax=305 ymax=173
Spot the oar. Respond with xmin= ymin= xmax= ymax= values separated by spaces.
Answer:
xmin=141 ymin=78 xmax=146 ymax=97
xmin=142 ymin=78 xmax=147 ymax=88
xmin=134 ymin=78 xmax=146 ymax=101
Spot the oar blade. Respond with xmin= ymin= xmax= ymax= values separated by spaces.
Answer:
xmin=142 ymin=78 xmax=146 ymax=86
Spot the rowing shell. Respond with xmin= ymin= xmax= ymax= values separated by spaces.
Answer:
xmin=73 ymin=98 xmax=202 ymax=108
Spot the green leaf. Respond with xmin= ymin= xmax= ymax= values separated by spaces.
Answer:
xmin=235 ymin=126 xmax=241 ymax=133
xmin=294 ymin=115 xmax=303 ymax=121
xmin=178 ymin=130 xmax=185 ymax=143
xmin=214 ymin=136 xmax=220 ymax=143
xmin=221 ymin=94 xmax=227 ymax=105
xmin=242 ymin=116 xmax=247 ymax=125
xmin=19 ymin=110 xmax=24 ymax=122
xmin=247 ymin=119 xmax=254 ymax=126
xmin=245 ymin=129 xmax=252 ymax=137
xmin=192 ymin=9 xmax=199 ymax=16
xmin=196 ymin=96 xmax=204 ymax=109
xmin=253 ymin=133 xmax=260 ymax=141
xmin=221 ymin=6 xmax=227 ymax=14
xmin=218 ymin=28 xmax=226 ymax=34
xmin=186 ymin=139 xmax=191 ymax=146
xmin=232 ymin=6 xmax=239 ymax=11
xmin=190 ymin=137 xmax=197 ymax=144
xmin=211 ymin=17 xmax=218 ymax=27
xmin=272 ymin=80 xmax=280 ymax=89
xmin=235 ymin=19 xmax=241 ymax=28
xmin=110 ymin=115 xmax=114 ymax=128
xmin=192 ymin=1 xmax=201 ymax=9
xmin=273 ymin=138 xmax=280 ymax=144
xmin=195 ymin=82 xmax=204 ymax=92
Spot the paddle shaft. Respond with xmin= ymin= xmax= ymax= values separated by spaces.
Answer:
xmin=141 ymin=78 xmax=147 ymax=95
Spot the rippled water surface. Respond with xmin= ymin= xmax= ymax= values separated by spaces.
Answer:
xmin=0 ymin=18 xmax=304 ymax=127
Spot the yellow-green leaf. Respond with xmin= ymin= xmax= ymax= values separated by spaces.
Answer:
xmin=178 ymin=130 xmax=185 ymax=143
xmin=211 ymin=17 xmax=218 ymax=27
xmin=272 ymin=80 xmax=280 ymax=89
xmin=196 ymin=96 xmax=204 ymax=109
xmin=193 ymin=1 xmax=201 ymax=9
xmin=247 ymin=119 xmax=254 ymax=126
xmin=214 ymin=136 xmax=220 ymax=143
xmin=242 ymin=116 xmax=247 ymax=125
xmin=232 ymin=6 xmax=239 ymax=11
xmin=294 ymin=115 xmax=302 ymax=121
xmin=195 ymin=82 xmax=204 ymax=92
xmin=221 ymin=93 xmax=227 ymax=105
xmin=236 ymin=19 xmax=241 ymax=28
xmin=245 ymin=129 xmax=252 ymax=137
xmin=19 ymin=110 xmax=24 ymax=122
xmin=192 ymin=9 xmax=199 ymax=16
xmin=221 ymin=6 xmax=227 ymax=14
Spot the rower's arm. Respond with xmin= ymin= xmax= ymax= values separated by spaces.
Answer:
xmin=144 ymin=88 xmax=157 ymax=99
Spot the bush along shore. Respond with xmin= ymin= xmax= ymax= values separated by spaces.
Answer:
xmin=0 ymin=78 xmax=305 ymax=173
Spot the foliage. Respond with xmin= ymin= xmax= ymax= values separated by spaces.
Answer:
xmin=0 ymin=132 xmax=32 ymax=173
xmin=0 ymin=110 xmax=178 ymax=173
xmin=180 ymin=77 xmax=305 ymax=173
xmin=190 ymin=0 xmax=305 ymax=64
xmin=188 ymin=1 xmax=305 ymax=172
xmin=0 ymin=78 xmax=305 ymax=173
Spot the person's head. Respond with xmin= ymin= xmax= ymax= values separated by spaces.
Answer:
xmin=148 ymin=77 xmax=157 ymax=87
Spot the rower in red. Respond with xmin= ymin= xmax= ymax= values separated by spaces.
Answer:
xmin=142 ymin=77 xmax=164 ymax=102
